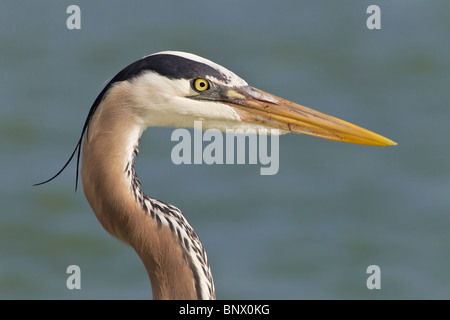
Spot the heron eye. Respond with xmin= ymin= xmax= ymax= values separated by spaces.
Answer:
xmin=193 ymin=78 xmax=210 ymax=92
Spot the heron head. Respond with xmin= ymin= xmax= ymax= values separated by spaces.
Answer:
xmin=117 ymin=51 xmax=396 ymax=146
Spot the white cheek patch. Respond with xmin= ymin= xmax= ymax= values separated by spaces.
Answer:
xmin=131 ymin=73 xmax=189 ymax=106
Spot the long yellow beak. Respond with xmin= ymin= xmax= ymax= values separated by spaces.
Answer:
xmin=225 ymin=86 xmax=396 ymax=146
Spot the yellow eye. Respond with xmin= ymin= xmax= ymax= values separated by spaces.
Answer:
xmin=193 ymin=78 xmax=210 ymax=92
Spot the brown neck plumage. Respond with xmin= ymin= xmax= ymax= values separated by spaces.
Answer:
xmin=80 ymin=82 xmax=212 ymax=299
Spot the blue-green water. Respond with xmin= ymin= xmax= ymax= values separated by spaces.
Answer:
xmin=1 ymin=1 xmax=449 ymax=299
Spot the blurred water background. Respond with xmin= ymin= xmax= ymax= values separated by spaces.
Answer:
xmin=1 ymin=0 xmax=449 ymax=299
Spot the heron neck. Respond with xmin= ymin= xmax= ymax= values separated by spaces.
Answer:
xmin=80 ymin=84 xmax=214 ymax=299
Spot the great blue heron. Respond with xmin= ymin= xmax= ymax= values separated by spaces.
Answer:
xmin=36 ymin=51 xmax=396 ymax=299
